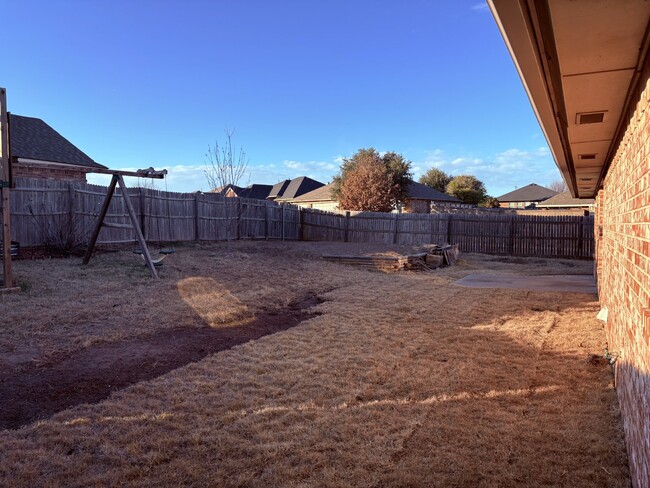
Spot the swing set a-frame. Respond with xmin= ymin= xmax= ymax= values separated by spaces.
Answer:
xmin=81 ymin=167 xmax=168 ymax=279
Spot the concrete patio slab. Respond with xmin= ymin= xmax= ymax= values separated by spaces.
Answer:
xmin=454 ymin=273 xmax=597 ymax=294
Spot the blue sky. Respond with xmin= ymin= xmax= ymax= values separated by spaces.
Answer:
xmin=3 ymin=0 xmax=562 ymax=195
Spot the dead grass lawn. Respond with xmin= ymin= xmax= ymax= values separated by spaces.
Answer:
xmin=0 ymin=242 xmax=629 ymax=486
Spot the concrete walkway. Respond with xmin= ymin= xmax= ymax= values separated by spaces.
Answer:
xmin=454 ymin=273 xmax=598 ymax=294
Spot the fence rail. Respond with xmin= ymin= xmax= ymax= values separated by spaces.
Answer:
xmin=1 ymin=178 xmax=594 ymax=259
xmin=301 ymin=208 xmax=594 ymax=259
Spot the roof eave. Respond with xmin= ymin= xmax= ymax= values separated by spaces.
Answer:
xmin=488 ymin=0 xmax=576 ymax=196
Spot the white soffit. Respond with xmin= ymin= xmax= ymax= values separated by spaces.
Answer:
xmin=489 ymin=0 xmax=650 ymax=198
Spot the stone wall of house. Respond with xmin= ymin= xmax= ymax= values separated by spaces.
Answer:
xmin=595 ymin=52 xmax=650 ymax=487
xmin=403 ymin=199 xmax=429 ymax=214
xmin=13 ymin=163 xmax=87 ymax=182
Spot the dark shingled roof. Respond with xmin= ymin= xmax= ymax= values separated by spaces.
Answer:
xmin=238 ymin=184 xmax=273 ymax=200
xmin=405 ymin=181 xmax=461 ymax=202
xmin=292 ymin=183 xmax=335 ymax=202
xmin=271 ymin=176 xmax=325 ymax=200
xmin=536 ymin=191 xmax=595 ymax=207
xmin=9 ymin=114 xmax=105 ymax=169
xmin=268 ymin=179 xmax=290 ymax=199
xmin=496 ymin=183 xmax=557 ymax=202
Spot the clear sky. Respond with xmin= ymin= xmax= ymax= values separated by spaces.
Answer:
xmin=3 ymin=0 xmax=562 ymax=195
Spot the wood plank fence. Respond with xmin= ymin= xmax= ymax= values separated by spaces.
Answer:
xmin=1 ymin=178 xmax=595 ymax=259
xmin=2 ymin=178 xmax=300 ymax=247
xmin=301 ymin=208 xmax=595 ymax=259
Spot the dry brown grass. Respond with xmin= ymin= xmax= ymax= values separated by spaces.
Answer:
xmin=0 ymin=242 xmax=629 ymax=487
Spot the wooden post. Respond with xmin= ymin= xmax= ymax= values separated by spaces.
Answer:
xmin=117 ymin=176 xmax=158 ymax=278
xmin=139 ymin=187 xmax=146 ymax=240
xmin=429 ymin=215 xmax=435 ymax=244
xmin=393 ymin=213 xmax=399 ymax=244
xmin=194 ymin=193 xmax=200 ymax=241
xmin=0 ymin=88 xmax=18 ymax=292
xmin=344 ymin=210 xmax=350 ymax=243
xmin=264 ymin=202 xmax=269 ymax=240
xmin=83 ymin=175 xmax=118 ymax=265
xmin=281 ymin=204 xmax=285 ymax=241
xmin=299 ymin=207 xmax=305 ymax=241
xmin=576 ymin=216 xmax=584 ymax=259
xmin=447 ymin=214 xmax=453 ymax=245
xmin=236 ymin=198 xmax=242 ymax=240
xmin=509 ymin=217 xmax=515 ymax=255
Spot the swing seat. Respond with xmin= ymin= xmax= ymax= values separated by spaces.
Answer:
xmin=159 ymin=249 xmax=176 ymax=255
xmin=138 ymin=253 xmax=168 ymax=267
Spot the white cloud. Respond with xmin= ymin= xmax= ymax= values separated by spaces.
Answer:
xmin=471 ymin=3 xmax=489 ymax=12
xmin=415 ymin=146 xmax=560 ymax=196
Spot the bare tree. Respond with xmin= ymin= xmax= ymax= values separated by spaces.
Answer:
xmin=204 ymin=128 xmax=249 ymax=192
xmin=204 ymin=128 xmax=249 ymax=252
xmin=548 ymin=179 xmax=567 ymax=193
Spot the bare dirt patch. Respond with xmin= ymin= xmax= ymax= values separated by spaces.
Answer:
xmin=0 ymin=293 xmax=321 ymax=430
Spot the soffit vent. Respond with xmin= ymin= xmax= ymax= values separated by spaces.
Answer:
xmin=579 ymin=153 xmax=597 ymax=160
xmin=576 ymin=111 xmax=606 ymax=125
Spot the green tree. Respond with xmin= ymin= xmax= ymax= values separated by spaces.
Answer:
xmin=479 ymin=196 xmax=500 ymax=208
xmin=332 ymin=148 xmax=412 ymax=209
xmin=419 ymin=167 xmax=452 ymax=193
xmin=446 ymin=175 xmax=487 ymax=205
xmin=338 ymin=152 xmax=395 ymax=212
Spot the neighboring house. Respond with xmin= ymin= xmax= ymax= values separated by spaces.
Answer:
xmin=269 ymin=176 xmax=325 ymax=202
xmin=402 ymin=181 xmax=461 ymax=213
xmin=9 ymin=114 xmax=106 ymax=181
xmin=496 ymin=183 xmax=557 ymax=209
xmin=286 ymin=180 xmax=461 ymax=213
xmin=289 ymin=183 xmax=340 ymax=212
xmin=489 ymin=1 xmax=650 ymax=485
xmin=216 ymin=183 xmax=273 ymax=200
xmin=535 ymin=191 xmax=594 ymax=214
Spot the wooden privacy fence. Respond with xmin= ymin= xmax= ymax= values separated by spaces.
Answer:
xmin=3 ymin=178 xmax=300 ymax=247
xmin=2 ymin=178 xmax=594 ymax=259
xmin=301 ymin=208 xmax=595 ymax=259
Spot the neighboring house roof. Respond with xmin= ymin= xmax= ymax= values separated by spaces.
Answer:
xmin=9 ymin=114 xmax=106 ymax=169
xmin=293 ymin=183 xmax=336 ymax=202
xmin=405 ymin=181 xmax=461 ymax=202
xmin=536 ymin=191 xmax=595 ymax=208
xmin=273 ymin=176 xmax=325 ymax=200
xmin=213 ymin=183 xmax=273 ymax=200
xmin=496 ymin=183 xmax=558 ymax=202
xmin=268 ymin=179 xmax=290 ymax=199
xmin=291 ymin=181 xmax=461 ymax=204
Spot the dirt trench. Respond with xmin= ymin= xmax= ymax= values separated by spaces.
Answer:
xmin=0 ymin=294 xmax=322 ymax=430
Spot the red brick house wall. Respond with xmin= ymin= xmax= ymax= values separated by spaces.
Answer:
xmin=595 ymin=53 xmax=650 ymax=486
xmin=13 ymin=162 xmax=88 ymax=182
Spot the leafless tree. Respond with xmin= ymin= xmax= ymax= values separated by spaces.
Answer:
xmin=548 ymin=179 xmax=567 ymax=193
xmin=204 ymin=128 xmax=249 ymax=253
xmin=204 ymin=128 xmax=249 ymax=192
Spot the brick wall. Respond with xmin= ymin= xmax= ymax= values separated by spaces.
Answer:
xmin=13 ymin=163 xmax=88 ymax=182
xmin=595 ymin=51 xmax=650 ymax=487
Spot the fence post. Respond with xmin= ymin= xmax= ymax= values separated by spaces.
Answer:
xmin=344 ymin=210 xmax=350 ymax=242
xmin=194 ymin=193 xmax=200 ymax=241
xmin=299 ymin=207 xmax=305 ymax=241
xmin=236 ymin=198 xmax=242 ymax=240
xmin=264 ymin=202 xmax=269 ymax=240
xmin=139 ymin=187 xmax=146 ymax=240
xmin=68 ymin=182 xmax=75 ymax=231
xmin=392 ymin=213 xmax=399 ymax=244
xmin=509 ymin=217 xmax=515 ymax=255
xmin=577 ymin=216 xmax=584 ymax=258
xmin=281 ymin=204 xmax=285 ymax=241
xmin=447 ymin=214 xmax=453 ymax=245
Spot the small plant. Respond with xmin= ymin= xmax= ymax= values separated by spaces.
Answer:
xmin=28 ymin=203 xmax=92 ymax=255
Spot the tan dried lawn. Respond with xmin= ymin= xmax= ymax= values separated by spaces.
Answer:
xmin=0 ymin=241 xmax=629 ymax=487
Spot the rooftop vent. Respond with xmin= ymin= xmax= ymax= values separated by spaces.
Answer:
xmin=576 ymin=111 xmax=606 ymax=125
xmin=578 ymin=153 xmax=597 ymax=160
